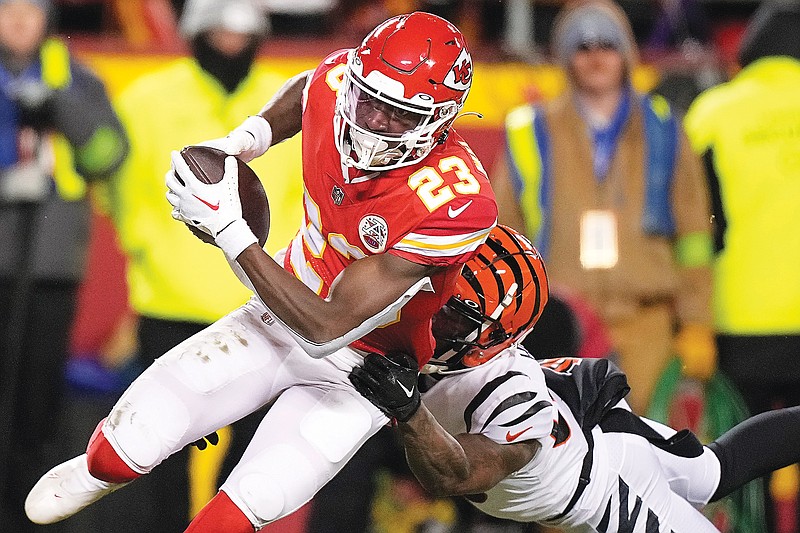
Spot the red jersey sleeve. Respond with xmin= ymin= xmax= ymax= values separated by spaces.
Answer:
xmin=302 ymin=49 xmax=349 ymax=115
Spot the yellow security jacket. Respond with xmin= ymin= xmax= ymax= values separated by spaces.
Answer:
xmin=109 ymin=58 xmax=304 ymax=323
xmin=685 ymin=57 xmax=800 ymax=334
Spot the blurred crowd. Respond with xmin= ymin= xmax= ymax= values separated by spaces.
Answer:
xmin=2 ymin=0 xmax=799 ymax=532
xmin=50 ymin=0 xmax=752 ymax=55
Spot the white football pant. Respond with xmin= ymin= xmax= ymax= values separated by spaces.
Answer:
xmin=100 ymin=296 xmax=388 ymax=529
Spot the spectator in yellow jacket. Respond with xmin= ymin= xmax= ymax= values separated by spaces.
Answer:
xmin=684 ymin=2 xmax=800 ymax=529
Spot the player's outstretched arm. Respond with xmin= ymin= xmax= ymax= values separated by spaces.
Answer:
xmin=349 ymin=352 xmax=540 ymax=497
xmin=257 ymin=70 xmax=310 ymax=144
xmin=237 ymin=245 xmax=441 ymax=357
xmin=401 ymin=404 xmax=539 ymax=497
xmin=197 ymin=70 xmax=311 ymax=162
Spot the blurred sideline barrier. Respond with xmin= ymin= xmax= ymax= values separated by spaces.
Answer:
xmin=78 ymin=51 xmax=660 ymax=128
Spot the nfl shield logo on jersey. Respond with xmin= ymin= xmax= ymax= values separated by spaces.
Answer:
xmin=331 ymin=185 xmax=345 ymax=206
xmin=359 ymin=215 xmax=388 ymax=253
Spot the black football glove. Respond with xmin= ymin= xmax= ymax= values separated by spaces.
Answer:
xmin=350 ymin=351 xmax=421 ymax=422
xmin=190 ymin=431 xmax=219 ymax=451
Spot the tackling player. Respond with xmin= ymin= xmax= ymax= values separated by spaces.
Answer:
xmin=351 ymin=225 xmax=800 ymax=532
xmin=25 ymin=12 xmax=496 ymax=532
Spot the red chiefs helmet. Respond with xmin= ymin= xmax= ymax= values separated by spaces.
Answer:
xmin=334 ymin=12 xmax=473 ymax=172
xmin=423 ymin=225 xmax=549 ymax=374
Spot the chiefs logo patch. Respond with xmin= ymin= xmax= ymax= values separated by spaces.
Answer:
xmin=443 ymin=48 xmax=473 ymax=91
xmin=359 ymin=215 xmax=388 ymax=253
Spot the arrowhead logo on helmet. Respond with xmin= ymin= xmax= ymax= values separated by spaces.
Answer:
xmin=444 ymin=48 xmax=473 ymax=92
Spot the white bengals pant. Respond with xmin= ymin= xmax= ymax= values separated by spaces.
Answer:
xmin=561 ymin=426 xmax=721 ymax=533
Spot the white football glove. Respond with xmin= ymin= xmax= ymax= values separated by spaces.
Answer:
xmin=166 ymin=150 xmax=257 ymax=260
xmin=197 ymin=115 xmax=273 ymax=163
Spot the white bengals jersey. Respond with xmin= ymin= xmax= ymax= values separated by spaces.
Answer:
xmin=421 ymin=349 xmax=721 ymax=533
xmin=421 ymin=349 xmax=588 ymax=522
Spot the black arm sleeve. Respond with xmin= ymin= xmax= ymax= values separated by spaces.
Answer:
xmin=703 ymin=148 xmax=726 ymax=254
xmin=708 ymin=406 xmax=800 ymax=502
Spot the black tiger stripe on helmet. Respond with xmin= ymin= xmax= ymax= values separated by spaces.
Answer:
xmin=490 ymin=225 xmax=547 ymax=339
xmin=425 ymin=225 xmax=550 ymax=374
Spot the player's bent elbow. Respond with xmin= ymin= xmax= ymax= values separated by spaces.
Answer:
xmin=274 ymin=310 xmax=360 ymax=359
xmin=290 ymin=310 xmax=384 ymax=358
xmin=302 ymin=341 xmax=339 ymax=359
xmin=287 ymin=325 xmax=353 ymax=359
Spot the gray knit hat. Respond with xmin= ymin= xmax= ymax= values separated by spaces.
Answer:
xmin=552 ymin=0 xmax=637 ymax=68
xmin=179 ymin=0 xmax=269 ymax=39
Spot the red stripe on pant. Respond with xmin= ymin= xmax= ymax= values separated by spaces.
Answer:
xmin=85 ymin=418 xmax=141 ymax=484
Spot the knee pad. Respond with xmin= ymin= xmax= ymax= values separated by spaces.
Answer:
xmin=226 ymin=444 xmax=316 ymax=527
xmin=227 ymin=390 xmax=375 ymax=527
xmin=104 ymin=378 xmax=191 ymax=473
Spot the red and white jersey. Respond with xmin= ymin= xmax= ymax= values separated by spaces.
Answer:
xmin=283 ymin=50 xmax=497 ymax=366
xmin=421 ymin=348 xmax=589 ymax=523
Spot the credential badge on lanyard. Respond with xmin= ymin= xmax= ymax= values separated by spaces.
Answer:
xmin=580 ymin=209 xmax=618 ymax=269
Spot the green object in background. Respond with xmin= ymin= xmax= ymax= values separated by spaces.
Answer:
xmin=647 ymin=357 xmax=767 ymax=533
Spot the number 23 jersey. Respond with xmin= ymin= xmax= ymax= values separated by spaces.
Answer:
xmin=282 ymin=50 xmax=498 ymax=366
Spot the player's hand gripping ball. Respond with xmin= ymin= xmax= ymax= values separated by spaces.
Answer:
xmin=178 ymin=146 xmax=270 ymax=247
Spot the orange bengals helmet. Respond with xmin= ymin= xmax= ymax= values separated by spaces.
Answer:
xmin=424 ymin=225 xmax=549 ymax=374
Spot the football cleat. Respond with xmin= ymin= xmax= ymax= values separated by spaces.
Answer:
xmin=25 ymin=454 xmax=128 ymax=524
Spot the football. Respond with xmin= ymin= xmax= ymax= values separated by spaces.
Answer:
xmin=179 ymin=145 xmax=270 ymax=248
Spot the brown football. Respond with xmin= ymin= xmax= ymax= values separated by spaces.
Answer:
xmin=179 ymin=145 xmax=269 ymax=248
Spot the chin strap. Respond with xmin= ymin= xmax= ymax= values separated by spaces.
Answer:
xmin=440 ymin=111 xmax=484 ymax=144
xmin=455 ymin=111 xmax=484 ymax=121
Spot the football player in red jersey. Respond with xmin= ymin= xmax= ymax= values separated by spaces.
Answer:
xmin=352 ymin=225 xmax=800 ymax=533
xmin=26 ymin=12 xmax=497 ymax=533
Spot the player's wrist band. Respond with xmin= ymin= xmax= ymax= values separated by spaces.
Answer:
xmin=241 ymin=115 xmax=273 ymax=160
xmin=216 ymin=218 xmax=259 ymax=261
